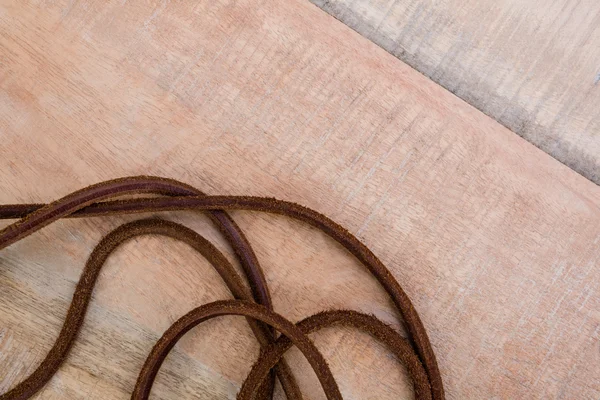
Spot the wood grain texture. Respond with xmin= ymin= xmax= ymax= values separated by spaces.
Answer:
xmin=0 ymin=0 xmax=599 ymax=399
xmin=312 ymin=0 xmax=600 ymax=184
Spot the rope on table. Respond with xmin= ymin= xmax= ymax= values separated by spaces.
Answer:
xmin=0 ymin=176 xmax=444 ymax=400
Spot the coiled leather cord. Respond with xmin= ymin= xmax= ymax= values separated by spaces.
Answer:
xmin=0 ymin=176 xmax=444 ymax=400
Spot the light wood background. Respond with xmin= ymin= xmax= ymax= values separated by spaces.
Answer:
xmin=312 ymin=0 xmax=600 ymax=184
xmin=0 ymin=0 xmax=599 ymax=399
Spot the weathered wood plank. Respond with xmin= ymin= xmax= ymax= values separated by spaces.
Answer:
xmin=0 ymin=0 xmax=598 ymax=399
xmin=311 ymin=0 xmax=600 ymax=184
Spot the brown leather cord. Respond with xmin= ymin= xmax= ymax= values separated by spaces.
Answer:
xmin=0 ymin=176 xmax=296 ymax=400
xmin=238 ymin=310 xmax=432 ymax=400
xmin=0 ymin=219 xmax=299 ymax=400
xmin=0 ymin=177 xmax=273 ymax=310
xmin=0 ymin=176 xmax=444 ymax=400
xmin=132 ymin=300 xmax=342 ymax=400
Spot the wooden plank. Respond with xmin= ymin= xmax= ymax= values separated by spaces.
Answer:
xmin=311 ymin=0 xmax=600 ymax=184
xmin=0 ymin=0 xmax=598 ymax=398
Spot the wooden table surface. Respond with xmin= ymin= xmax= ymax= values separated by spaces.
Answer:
xmin=313 ymin=0 xmax=600 ymax=184
xmin=0 ymin=0 xmax=599 ymax=399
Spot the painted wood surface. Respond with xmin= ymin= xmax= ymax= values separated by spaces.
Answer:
xmin=312 ymin=0 xmax=600 ymax=184
xmin=0 ymin=0 xmax=599 ymax=399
